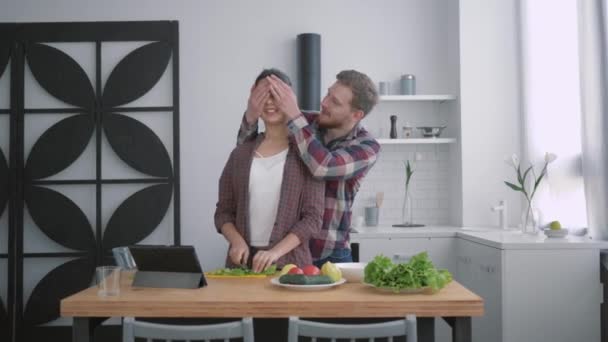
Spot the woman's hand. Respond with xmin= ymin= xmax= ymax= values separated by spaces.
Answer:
xmin=245 ymin=81 xmax=270 ymax=124
xmin=228 ymin=239 xmax=250 ymax=266
xmin=252 ymin=249 xmax=281 ymax=273
xmin=268 ymin=75 xmax=301 ymax=120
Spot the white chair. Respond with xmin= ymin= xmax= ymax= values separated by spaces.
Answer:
xmin=123 ymin=316 xmax=254 ymax=342
xmin=288 ymin=315 xmax=417 ymax=342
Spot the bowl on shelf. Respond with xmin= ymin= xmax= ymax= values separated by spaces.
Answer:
xmin=335 ymin=262 xmax=367 ymax=283
xmin=416 ymin=126 xmax=447 ymax=138
xmin=543 ymin=228 xmax=568 ymax=238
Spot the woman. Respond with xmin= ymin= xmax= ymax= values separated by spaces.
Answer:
xmin=214 ymin=69 xmax=324 ymax=273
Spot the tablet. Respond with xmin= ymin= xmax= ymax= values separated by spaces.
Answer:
xmin=129 ymin=245 xmax=207 ymax=288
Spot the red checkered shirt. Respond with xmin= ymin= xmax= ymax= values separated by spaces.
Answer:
xmin=238 ymin=113 xmax=380 ymax=260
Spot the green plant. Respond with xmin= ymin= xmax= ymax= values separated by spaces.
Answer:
xmin=504 ymin=152 xmax=557 ymax=231
xmin=405 ymin=160 xmax=414 ymax=189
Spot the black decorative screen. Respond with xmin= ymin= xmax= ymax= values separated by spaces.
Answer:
xmin=0 ymin=21 xmax=180 ymax=342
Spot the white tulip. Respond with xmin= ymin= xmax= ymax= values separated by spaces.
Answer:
xmin=511 ymin=154 xmax=520 ymax=168
xmin=544 ymin=152 xmax=557 ymax=164
xmin=504 ymin=156 xmax=513 ymax=166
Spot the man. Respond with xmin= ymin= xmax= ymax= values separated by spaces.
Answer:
xmin=238 ymin=70 xmax=380 ymax=267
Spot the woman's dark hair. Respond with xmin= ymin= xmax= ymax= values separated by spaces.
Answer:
xmin=255 ymin=68 xmax=292 ymax=87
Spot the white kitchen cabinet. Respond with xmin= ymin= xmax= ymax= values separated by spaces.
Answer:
xmin=456 ymin=238 xmax=502 ymax=342
xmin=457 ymin=237 xmax=602 ymax=342
xmin=352 ymin=227 xmax=608 ymax=342
xmin=502 ymin=248 xmax=601 ymax=342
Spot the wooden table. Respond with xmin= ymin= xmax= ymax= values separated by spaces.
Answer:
xmin=61 ymin=276 xmax=483 ymax=342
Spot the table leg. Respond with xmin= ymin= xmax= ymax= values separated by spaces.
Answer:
xmin=443 ymin=317 xmax=472 ymax=342
xmin=417 ymin=317 xmax=435 ymax=342
xmin=73 ymin=317 xmax=107 ymax=342
xmin=451 ymin=317 xmax=471 ymax=342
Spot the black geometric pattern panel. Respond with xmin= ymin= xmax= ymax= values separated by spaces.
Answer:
xmin=0 ymin=43 xmax=9 ymax=79
xmin=104 ymin=113 xmax=173 ymax=177
xmin=103 ymin=183 xmax=173 ymax=249
xmin=25 ymin=114 xmax=95 ymax=180
xmin=0 ymin=33 xmax=10 ymax=342
xmin=0 ymin=299 xmax=7 ymax=337
xmin=23 ymin=257 xmax=96 ymax=326
xmin=25 ymin=185 xmax=96 ymax=251
xmin=0 ymin=149 xmax=7 ymax=216
xmin=0 ymin=42 xmax=8 ymax=218
xmin=1 ymin=21 xmax=180 ymax=342
xmin=27 ymin=43 xmax=96 ymax=108
xmin=102 ymin=41 xmax=172 ymax=108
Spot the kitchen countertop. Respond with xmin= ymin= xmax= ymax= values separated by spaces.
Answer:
xmin=351 ymin=225 xmax=608 ymax=250
xmin=351 ymin=225 xmax=461 ymax=238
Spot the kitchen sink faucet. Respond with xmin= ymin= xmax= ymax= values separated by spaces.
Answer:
xmin=491 ymin=200 xmax=508 ymax=230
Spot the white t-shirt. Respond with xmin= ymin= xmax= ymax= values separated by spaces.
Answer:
xmin=248 ymin=149 xmax=287 ymax=247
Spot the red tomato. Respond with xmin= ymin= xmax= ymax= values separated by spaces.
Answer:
xmin=302 ymin=265 xmax=320 ymax=276
xmin=288 ymin=267 xmax=304 ymax=275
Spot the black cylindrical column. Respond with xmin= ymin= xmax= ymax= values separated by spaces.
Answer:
xmin=297 ymin=33 xmax=321 ymax=112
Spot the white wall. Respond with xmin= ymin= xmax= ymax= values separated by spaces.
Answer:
xmin=0 ymin=0 xmax=459 ymax=270
xmin=459 ymin=0 xmax=523 ymax=227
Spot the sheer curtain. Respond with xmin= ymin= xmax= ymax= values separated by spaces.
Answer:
xmin=520 ymin=0 xmax=588 ymax=229
xmin=578 ymin=0 xmax=608 ymax=240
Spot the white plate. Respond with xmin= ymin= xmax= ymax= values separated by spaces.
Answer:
xmin=270 ymin=277 xmax=346 ymax=291
xmin=364 ymin=282 xmax=429 ymax=294
xmin=543 ymin=229 xmax=568 ymax=238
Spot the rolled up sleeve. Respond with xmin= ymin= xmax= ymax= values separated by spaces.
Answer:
xmin=214 ymin=151 xmax=237 ymax=233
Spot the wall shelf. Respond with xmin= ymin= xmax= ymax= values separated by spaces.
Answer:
xmin=377 ymin=138 xmax=456 ymax=144
xmin=379 ymin=95 xmax=457 ymax=102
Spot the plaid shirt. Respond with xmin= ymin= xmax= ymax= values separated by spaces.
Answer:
xmin=215 ymin=134 xmax=325 ymax=267
xmin=238 ymin=113 xmax=380 ymax=260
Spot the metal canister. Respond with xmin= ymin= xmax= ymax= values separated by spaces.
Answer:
xmin=378 ymin=81 xmax=390 ymax=95
xmin=400 ymin=74 xmax=416 ymax=95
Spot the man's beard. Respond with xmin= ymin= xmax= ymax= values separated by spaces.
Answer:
xmin=317 ymin=113 xmax=342 ymax=129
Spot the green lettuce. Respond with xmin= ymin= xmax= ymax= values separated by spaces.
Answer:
xmin=208 ymin=264 xmax=277 ymax=276
xmin=364 ymin=252 xmax=452 ymax=292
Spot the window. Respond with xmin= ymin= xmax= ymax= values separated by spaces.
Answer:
xmin=520 ymin=0 xmax=587 ymax=227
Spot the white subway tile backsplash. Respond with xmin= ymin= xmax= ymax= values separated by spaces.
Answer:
xmin=354 ymin=145 xmax=452 ymax=226
xmin=437 ymin=144 xmax=450 ymax=152
xmin=414 ymin=145 xmax=435 ymax=152
xmin=414 ymin=180 xmax=437 ymax=190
